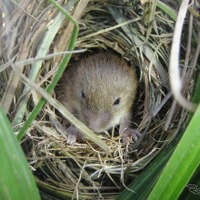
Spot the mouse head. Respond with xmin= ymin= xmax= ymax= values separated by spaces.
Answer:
xmin=62 ymin=54 xmax=137 ymax=133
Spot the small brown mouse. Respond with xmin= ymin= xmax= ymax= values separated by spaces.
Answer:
xmin=57 ymin=53 xmax=139 ymax=144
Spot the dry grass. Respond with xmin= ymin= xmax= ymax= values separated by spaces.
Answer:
xmin=0 ymin=0 xmax=199 ymax=199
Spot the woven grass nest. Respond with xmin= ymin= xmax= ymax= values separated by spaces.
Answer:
xmin=0 ymin=0 xmax=199 ymax=199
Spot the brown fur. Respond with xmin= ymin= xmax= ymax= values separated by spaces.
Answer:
xmin=57 ymin=53 xmax=138 ymax=143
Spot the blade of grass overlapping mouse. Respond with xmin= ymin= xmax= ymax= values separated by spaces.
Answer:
xmin=12 ymin=0 xmax=78 ymax=128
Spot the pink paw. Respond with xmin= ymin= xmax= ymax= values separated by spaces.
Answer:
xmin=66 ymin=126 xmax=86 ymax=144
xmin=66 ymin=126 xmax=82 ymax=145
xmin=121 ymin=127 xmax=141 ymax=143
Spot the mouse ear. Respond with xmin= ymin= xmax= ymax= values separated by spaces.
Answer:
xmin=113 ymin=97 xmax=121 ymax=105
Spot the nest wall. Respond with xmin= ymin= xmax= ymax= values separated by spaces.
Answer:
xmin=0 ymin=0 xmax=198 ymax=199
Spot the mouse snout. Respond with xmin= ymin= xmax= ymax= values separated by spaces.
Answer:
xmin=84 ymin=111 xmax=112 ymax=133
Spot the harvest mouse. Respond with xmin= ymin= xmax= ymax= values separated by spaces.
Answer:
xmin=57 ymin=53 xmax=139 ymax=144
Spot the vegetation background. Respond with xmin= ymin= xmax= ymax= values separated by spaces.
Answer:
xmin=0 ymin=0 xmax=200 ymax=199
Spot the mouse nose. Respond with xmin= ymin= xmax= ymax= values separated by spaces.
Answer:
xmin=86 ymin=111 xmax=111 ymax=133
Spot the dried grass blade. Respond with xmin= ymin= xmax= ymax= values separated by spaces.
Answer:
xmin=13 ymin=0 xmax=78 ymax=127
xmin=107 ymin=6 xmax=168 ymax=83
xmin=17 ymin=0 xmax=79 ymax=141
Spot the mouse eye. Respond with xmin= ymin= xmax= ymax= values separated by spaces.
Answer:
xmin=80 ymin=90 xmax=85 ymax=99
xmin=113 ymin=97 xmax=121 ymax=105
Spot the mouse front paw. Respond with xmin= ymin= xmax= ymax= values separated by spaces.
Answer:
xmin=66 ymin=126 xmax=86 ymax=145
xmin=121 ymin=127 xmax=141 ymax=143
xmin=66 ymin=126 xmax=79 ymax=145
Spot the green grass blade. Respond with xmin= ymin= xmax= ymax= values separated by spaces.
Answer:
xmin=148 ymin=105 xmax=200 ymax=200
xmin=13 ymin=0 xmax=77 ymax=127
xmin=157 ymin=1 xmax=177 ymax=21
xmin=192 ymin=73 xmax=200 ymax=103
xmin=17 ymin=0 xmax=79 ymax=141
xmin=118 ymin=134 xmax=182 ymax=200
xmin=179 ymin=166 xmax=200 ymax=199
xmin=0 ymin=108 xmax=40 ymax=200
